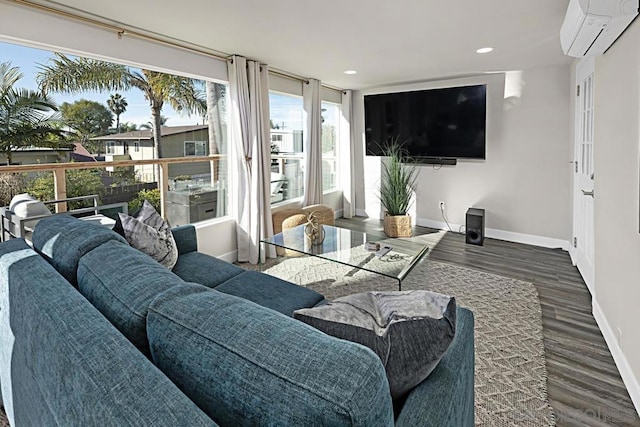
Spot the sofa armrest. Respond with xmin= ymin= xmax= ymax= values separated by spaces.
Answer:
xmin=171 ymin=224 xmax=198 ymax=255
xmin=396 ymin=307 xmax=475 ymax=427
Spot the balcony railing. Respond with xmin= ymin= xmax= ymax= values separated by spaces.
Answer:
xmin=0 ymin=155 xmax=225 ymax=221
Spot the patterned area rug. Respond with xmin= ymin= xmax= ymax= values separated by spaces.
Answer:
xmin=244 ymin=252 xmax=556 ymax=426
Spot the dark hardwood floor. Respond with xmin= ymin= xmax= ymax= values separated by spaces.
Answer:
xmin=336 ymin=217 xmax=640 ymax=427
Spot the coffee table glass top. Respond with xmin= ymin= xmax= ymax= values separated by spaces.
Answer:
xmin=262 ymin=224 xmax=429 ymax=286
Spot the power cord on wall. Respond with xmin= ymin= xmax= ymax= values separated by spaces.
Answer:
xmin=440 ymin=204 xmax=453 ymax=232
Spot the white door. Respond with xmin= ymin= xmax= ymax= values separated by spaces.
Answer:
xmin=572 ymin=57 xmax=595 ymax=294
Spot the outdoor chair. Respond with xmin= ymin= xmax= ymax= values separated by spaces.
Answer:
xmin=0 ymin=194 xmax=128 ymax=242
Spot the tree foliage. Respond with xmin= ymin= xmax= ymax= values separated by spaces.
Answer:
xmin=107 ymin=93 xmax=127 ymax=130
xmin=0 ymin=61 xmax=67 ymax=164
xmin=60 ymin=99 xmax=113 ymax=154
xmin=37 ymin=54 xmax=206 ymax=165
xmin=26 ymin=168 xmax=103 ymax=209
xmin=128 ymin=188 xmax=161 ymax=213
xmin=0 ymin=173 xmax=26 ymax=206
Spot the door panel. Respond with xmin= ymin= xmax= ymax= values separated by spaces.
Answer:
xmin=572 ymin=57 xmax=595 ymax=294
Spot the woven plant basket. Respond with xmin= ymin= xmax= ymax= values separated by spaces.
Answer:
xmin=383 ymin=212 xmax=412 ymax=237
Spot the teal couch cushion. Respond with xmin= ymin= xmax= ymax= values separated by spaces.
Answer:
xmin=215 ymin=270 xmax=325 ymax=316
xmin=171 ymin=251 xmax=244 ymax=287
xmin=32 ymin=215 xmax=127 ymax=286
xmin=0 ymin=239 xmax=216 ymax=426
xmin=77 ymin=240 xmax=186 ymax=356
xmin=396 ymin=307 xmax=475 ymax=427
xmin=147 ymin=284 xmax=394 ymax=427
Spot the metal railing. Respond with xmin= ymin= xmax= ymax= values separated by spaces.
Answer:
xmin=0 ymin=155 xmax=225 ymax=219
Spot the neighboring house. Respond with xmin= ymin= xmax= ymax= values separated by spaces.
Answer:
xmin=70 ymin=142 xmax=97 ymax=163
xmin=91 ymin=125 xmax=211 ymax=182
xmin=270 ymin=129 xmax=303 ymax=153
xmin=0 ymin=146 xmax=72 ymax=166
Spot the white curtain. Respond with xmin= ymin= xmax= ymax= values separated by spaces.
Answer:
xmin=302 ymin=78 xmax=323 ymax=206
xmin=227 ymin=55 xmax=274 ymax=264
xmin=340 ymin=90 xmax=356 ymax=218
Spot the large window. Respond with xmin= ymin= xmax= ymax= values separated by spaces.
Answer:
xmin=0 ymin=40 xmax=228 ymax=225
xmin=269 ymin=92 xmax=304 ymax=204
xmin=268 ymin=92 xmax=342 ymax=203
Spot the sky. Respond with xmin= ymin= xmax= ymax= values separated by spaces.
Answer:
xmin=0 ymin=40 xmax=336 ymax=131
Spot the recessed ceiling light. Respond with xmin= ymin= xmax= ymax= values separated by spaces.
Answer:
xmin=476 ymin=47 xmax=494 ymax=54
xmin=344 ymin=70 xmax=357 ymax=75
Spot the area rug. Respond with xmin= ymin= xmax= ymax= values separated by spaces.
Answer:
xmin=244 ymin=254 xmax=556 ymax=426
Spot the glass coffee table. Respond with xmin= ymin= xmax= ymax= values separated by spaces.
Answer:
xmin=261 ymin=224 xmax=429 ymax=291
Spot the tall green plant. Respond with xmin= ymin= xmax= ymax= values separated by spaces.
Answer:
xmin=379 ymin=139 xmax=418 ymax=216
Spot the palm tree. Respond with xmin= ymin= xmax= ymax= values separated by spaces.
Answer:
xmin=0 ymin=62 xmax=65 ymax=165
xmin=206 ymin=81 xmax=225 ymax=187
xmin=107 ymin=93 xmax=127 ymax=131
xmin=140 ymin=115 xmax=168 ymax=130
xmin=37 ymin=54 xmax=206 ymax=175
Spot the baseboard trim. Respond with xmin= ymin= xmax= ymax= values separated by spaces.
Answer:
xmin=593 ymin=299 xmax=640 ymax=417
xmin=415 ymin=217 xmax=570 ymax=250
xmin=355 ymin=209 xmax=368 ymax=217
xmin=218 ymin=250 xmax=238 ymax=263
xmin=334 ymin=209 xmax=344 ymax=219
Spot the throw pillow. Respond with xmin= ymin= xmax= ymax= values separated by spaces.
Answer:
xmin=294 ymin=290 xmax=457 ymax=400
xmin=118 ymin=200 xmax=178 ymax=270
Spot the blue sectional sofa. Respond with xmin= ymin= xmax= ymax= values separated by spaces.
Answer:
xmin=0 ymin=215 xmax=475 ymax=426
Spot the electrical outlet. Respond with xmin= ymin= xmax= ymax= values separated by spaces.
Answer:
xmin=616 ymin=327 xmax=623 ymax=348
xmin=439 ymin=201 xmax=445 ymax=211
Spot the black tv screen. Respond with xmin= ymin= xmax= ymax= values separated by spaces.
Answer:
xmin=365 ymin=84 xmax=487 ymax=160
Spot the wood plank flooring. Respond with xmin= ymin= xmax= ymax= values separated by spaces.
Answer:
xmin=335 ymin=217 xmax=640 ymax=427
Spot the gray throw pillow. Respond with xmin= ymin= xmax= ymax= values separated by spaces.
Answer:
xmin=294 ymin=290 xmax=457 ymax=400
xmin=119 ymin=200 xmax=178 ymax=270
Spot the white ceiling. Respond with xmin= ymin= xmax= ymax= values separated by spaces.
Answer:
xmin=39 ymin=0 xmax=572 ymax=89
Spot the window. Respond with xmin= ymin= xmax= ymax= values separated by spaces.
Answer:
xmin=1 ymin=40 xmax=229 ymax=224
xmin=321 ymin=102 xmax=340 ymax=192
xmin=184 ymin=141 xmax=207 ymax=156
xmin=268 ymin=93 xmax=342 ymax=202
xmin=269 ymin=92 xmax=304 ymax=204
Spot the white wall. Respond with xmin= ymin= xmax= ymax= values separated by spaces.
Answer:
xmin=353 ymin=66 xmax=573 ymax=248
xmin=592 ymin=19 xmax=640 ymax=412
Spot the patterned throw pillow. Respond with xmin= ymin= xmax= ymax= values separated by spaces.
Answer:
xmin=118 ymin=200 xmax=178 ymax=270
xmin=294 ymin=290 xmax=457 ymax=400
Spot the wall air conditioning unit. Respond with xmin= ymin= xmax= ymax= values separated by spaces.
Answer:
xmin=560 ymin=0 xmax=639 ymax=57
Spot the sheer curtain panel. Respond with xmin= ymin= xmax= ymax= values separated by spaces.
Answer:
xmin=227 ymin=55 xmax=274 ymax=264
xmin=302 ymin=79 xmax=323 ymax=206
xmin=341 ymin=90 xmax=355 ymax=218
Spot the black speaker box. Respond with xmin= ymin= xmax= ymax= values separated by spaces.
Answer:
xmin=465 ymin=208 xmax=485 ymax=246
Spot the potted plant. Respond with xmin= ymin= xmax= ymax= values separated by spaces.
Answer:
xmin=379 ymin=138 xmax=418 ymax=237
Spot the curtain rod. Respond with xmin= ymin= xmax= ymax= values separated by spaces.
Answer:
xmin=7 ymin=0 xmax=345 ymax=92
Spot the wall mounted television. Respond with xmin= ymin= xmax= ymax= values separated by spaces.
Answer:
xmin=365 ymin=84 xmax=487 ymax=162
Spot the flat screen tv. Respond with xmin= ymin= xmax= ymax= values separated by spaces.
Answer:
xmin=365 ymin=84 xmax=487 ymax=161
